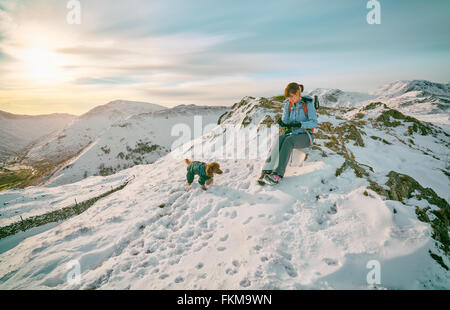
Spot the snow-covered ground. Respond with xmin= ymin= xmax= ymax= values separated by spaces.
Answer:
xmin=307 ymin=88 xmax=375 ymax=108
xmin=0 ymin=90 xmax=448 ymax=289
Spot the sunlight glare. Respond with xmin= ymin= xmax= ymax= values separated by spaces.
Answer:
xmin=17 ymin=46 xmax=66 ymax=83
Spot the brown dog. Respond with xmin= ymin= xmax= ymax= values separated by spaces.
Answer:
xmin=184 ymin=159 xmax=223 ymax=190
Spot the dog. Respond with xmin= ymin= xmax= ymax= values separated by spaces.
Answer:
xmin=184 ymin=158 xmax=223 ymax=190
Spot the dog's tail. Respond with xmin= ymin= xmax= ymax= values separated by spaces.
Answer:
xmin=184 ymin=158 xmax=191 ymax=165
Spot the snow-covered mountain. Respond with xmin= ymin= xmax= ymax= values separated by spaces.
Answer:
xmin=0 ymin=93 xmax=448 ymax=289
xmin=0 ymin=111 xmax=75 ymax=163
xmin=42 ymin=104 xmax=228 ymax=187
xmin=308 ymin=80 xmax=450 ymax=130
xmin=371 ymin=80 xmax=450 ymax=103
xmin=306 ymin=88 xmax=375 ymax=108
xmin=371 ymin=80 xmax=450 ymax=129
xmin=25 ymin=100 xmax=167 ymax=165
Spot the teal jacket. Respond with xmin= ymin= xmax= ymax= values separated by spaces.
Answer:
xmin=186 ymin=161 xmax=212 ymax=185
xmin=281 ymin=95 xmax=318 ymax=135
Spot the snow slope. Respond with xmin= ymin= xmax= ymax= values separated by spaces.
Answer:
xmin=0 ymin=111 xmax=75 ymax=163
xmin=0 ymin=95 xmax=448 ymax=290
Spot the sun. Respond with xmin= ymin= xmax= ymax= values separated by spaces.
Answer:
xmin=17 ymin=46 xmax=66 ymax=83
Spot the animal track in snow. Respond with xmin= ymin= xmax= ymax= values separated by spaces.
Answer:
xmin=230 ymin=210 xmax=237 ymax=219
xmin=323 ymin=258 xmax=338 ymax=266
xmin=240 ymin=278 xmax=251 ymax=287
xmin=239 ymin=182 xmax=250 ymax=190
xmin=197 ymin=273 xmax=207 ymax=279
xmin=243 ymin=216 xmax=253 ymax=225
xmin=327 ymin=203 xmax=337 ymax=214
xmin=174 ymin=276 xmax=184 ymax=283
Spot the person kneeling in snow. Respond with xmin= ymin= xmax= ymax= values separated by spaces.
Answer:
xmin=259 ymin=82 xmax=317 ymax=185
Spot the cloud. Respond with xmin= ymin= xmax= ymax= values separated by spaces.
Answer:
xmin=56 ymin=46 xmax=133 ymax=56
xmin=142 ymin=88 xmax=206 ymax=98
xmin=75 ymin=76 xmax=138 ymax=85
xmin=0 ymin=0 xmax=449 ymax=115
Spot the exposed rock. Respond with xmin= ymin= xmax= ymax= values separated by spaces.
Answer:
xmin=335 ymin=159 xmax=372 ymax=178
xmin=375 ymin=108 xmax=434 ymax=136
xmin=363 ymin=102 xmax=384 ymax=111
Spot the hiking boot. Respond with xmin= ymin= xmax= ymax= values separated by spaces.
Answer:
xmin=264 ymin=173 xmax=281 ymax=184
xmin=259 ymin=170 xmax=272 ymax=179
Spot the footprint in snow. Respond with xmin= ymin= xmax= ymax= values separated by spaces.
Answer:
xmin=279 ymin=258 xmax=297 ymax=278
xmin=130 ymin=249 xmax=139 ymax=256
xmin=253 ymin=245 xmax=263 ymax=252
xmin=174 ymin=276 xmax=184 ymax=283
xmin=323 ymin=258 xmax=338 ymax=266
xmin=239 ymin=182 xmax=250 ymax=190
xmin=240 ymin=278 xmax=251 ymax=287
xmin=327 ymin=203 xmax=337 ymax=214
xmin=243 ymin=216 xmax=253 ymax=225
xmin=277 ymin=249 xmax=292 ymax=261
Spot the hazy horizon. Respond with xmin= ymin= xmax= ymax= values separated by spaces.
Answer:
xmin=1 ymin=0 xmax=449 ymax=115
xmin=0 ymin=78 xmax=449 ymax=117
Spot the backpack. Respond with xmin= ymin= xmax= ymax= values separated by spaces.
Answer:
xmin=288 ymin=95 xmax=319 ymax=133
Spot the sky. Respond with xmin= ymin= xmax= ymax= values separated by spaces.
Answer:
xmin=0 ymin=0 xmax=449 ymax=115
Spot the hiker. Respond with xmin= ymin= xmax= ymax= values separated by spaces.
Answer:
xmin=258 ymin=82 xmax=318 ymax=185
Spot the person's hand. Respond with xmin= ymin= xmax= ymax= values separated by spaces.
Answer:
xmin=277 ymin=119 xmax=287 ymax=127
xmin=288 ymin=122 xmax=302 ymax=129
